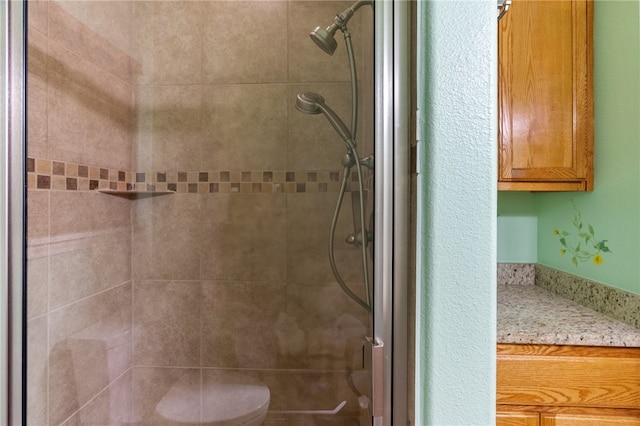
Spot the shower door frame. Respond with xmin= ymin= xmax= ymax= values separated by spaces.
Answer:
xmin=1 ymin=0 xmax=412 ymax=425
xmin=2 ymin=0 xmax=26 ymax=425
xmin=373 ymin=0 xmax=411 ymax=425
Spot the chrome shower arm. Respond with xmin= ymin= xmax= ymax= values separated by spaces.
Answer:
xmin=335 ymin=0 xmax=373 ymax=30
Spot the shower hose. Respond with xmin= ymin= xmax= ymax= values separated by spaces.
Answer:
xmin=327 ymin=29 xmax=372 ymax=312
xmin=329 ymin=149 xmax=371 ymax=312
xmin=329 ymin=143 xmax=371 ymax=311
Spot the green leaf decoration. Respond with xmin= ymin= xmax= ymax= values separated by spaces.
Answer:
xmin=554 ymin=202 xmax=611 ymax=267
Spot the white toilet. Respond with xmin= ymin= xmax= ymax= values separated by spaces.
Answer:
xmin=156 ymin=372 xmax=270 ymax=426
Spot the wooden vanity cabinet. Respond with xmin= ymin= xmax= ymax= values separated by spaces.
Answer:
xmin=498 ymin=0 xmax=594 ymax=191
xmin=497 ymin=344 xmax=640 ymax=426
xmin=541 ymin=412 xmax=640 ymax=425
xmin=498 ymin=409 xmax=640 ymax=426
xmin=497 ymin=410 xmax=539 ymax=426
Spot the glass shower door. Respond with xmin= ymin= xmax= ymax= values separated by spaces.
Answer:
xmin=21 ymin=0 xmax=383 ymax=425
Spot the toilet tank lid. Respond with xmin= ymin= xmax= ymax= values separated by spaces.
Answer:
xmin=156 ymin=374 xmax=270 ymax=425
xmin=202 ymin=382 xmax=270 ymax=425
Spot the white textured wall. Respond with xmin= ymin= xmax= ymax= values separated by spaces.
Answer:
xmin=415 ymin=0 xmax=497 ymax=424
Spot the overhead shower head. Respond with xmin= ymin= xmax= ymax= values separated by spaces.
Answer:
xmin=310 ymin=25 xmax=339 ymax=55
xmin=296 ymin=92 xmax=353 ymax=145
xmin=309 ymin=0 xmax=372 ymax=56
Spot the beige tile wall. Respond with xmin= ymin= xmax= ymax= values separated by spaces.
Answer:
xmin=48 ymin=284 xmax=132 ymax=426
xmin=27 ymin=1 xmax=374 ymax=425
xmin=26 ymin=1 xmax=136 ymax=425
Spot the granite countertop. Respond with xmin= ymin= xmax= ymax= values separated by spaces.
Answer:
xmin=497 ymin=284 xmax=640 ymax=347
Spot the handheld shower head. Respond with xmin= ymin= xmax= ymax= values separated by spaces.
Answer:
xmin=295 ymin=92 xmax=324 ymax=115
xmin=309 ymin=0 xmax=372 ymax=55
xmin=296 ymin=92 xmax=353 ymax=146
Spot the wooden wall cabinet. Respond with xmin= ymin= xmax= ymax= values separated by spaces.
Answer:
xmin=497 ymin=344 xmax=640 ymax=426
xmin=498 ymin=0 xmax=594 ymax=191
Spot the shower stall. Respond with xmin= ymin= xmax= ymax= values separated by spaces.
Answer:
xmin=2 ymin=1 xmax=410 ymax=425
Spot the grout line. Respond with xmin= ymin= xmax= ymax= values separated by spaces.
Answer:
xmin=47 ymin=280 xmax=132 ymax=315
xmin=55 ymin=367 xmax=132 ymax=426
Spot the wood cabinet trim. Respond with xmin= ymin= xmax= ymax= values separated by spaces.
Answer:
xmin=498 ymin=344 xmax=640 ymax=358
xmin=498 ymin=405 xmax=640 ymax=426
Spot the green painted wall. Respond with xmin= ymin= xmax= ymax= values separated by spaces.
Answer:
xmin=498 ymin=192 xmax=538 ymax=263
xmin=537 ymin=0 xmax=640 ymax=294
xmin=416 ymin=0 xmax=496 ymax=423
xmin=497 ymin=0 xmax=640 ymax=295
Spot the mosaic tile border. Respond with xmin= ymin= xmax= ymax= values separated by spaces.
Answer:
xmin=27 ymin=157 xmax=373 ymax=194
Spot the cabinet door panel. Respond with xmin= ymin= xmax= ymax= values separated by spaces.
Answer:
xmin=497 ymin=349 xmax=640 ymax=408
xmin=497 ymin=411 xmax=540 ymax=426
xmin=498 ymin=0 xmax=593 ymax=191
xmin=541 ymin=413 xmax=640 ymax=426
